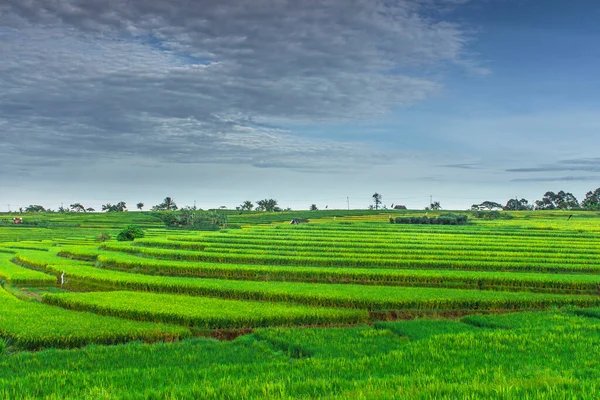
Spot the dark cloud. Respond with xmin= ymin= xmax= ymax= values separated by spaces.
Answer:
xmin=0 ymin=0 xmax=477 ymax=174
xmin=512 ymin=176 xmax=600 ymax=183
xmin=440 ymin=163 xmax=483 ymax=170
xmin=507 ymin=158 xmax=600 ymax=173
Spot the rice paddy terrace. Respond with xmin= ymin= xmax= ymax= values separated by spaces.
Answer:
xmin=1 ymin=210 xmax=600 ymax=398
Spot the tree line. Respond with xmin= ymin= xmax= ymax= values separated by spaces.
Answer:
xmin=10 ymin=187 xmax=600 ymax=214
xmin=471 ymin=188 xmax=600 ymax=211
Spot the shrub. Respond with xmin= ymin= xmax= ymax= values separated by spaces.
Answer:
xmin=116 ymin=225 xmax=145 ymax=242
xmin=473 ymin=211 xmax=514 ymax=220
xmin=0 ymin=338 xmax=5 ymax=356
xmin=152 ymin=210 xmax=227 ymax=230
xmin=96 ymin=233 xmax=111 ymax=242
xmin=395 ymin=214 xmax=468 ymax=225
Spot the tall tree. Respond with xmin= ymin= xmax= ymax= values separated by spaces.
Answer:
xmin=137 ymin=202 xmax=144 ymax=211
xmin=25 ymin=205 xmax=45 ymax=212
xmin=102 ymin=202 xmax=127 ymax=212
xmin=581 ymin=188 xmax=600 ymax=210
xmin=152 ymin=197 xmax=177 ymax=211
xmin=256 ymin=199 xmax=278 ymax=212
xmin=430 ymin=201 xmax=442 ymax=210
xmin=239 ymin=200 xmax=254 ymax=211
xmin=372 ymin=193 xmax=382 ymax=210
xmin=70 ymin=203 xmax=85 ymax=212
xmin=504 ymin=198 xmax=530 ymax=211
xmin=310 ymin=204 xmax=318 ymax=211
xmin=535 ymin=191 xmax=579 ymax=210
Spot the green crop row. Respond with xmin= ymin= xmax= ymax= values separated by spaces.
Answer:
xmin=0 ymin=253 xmax=56 ymax=285
xmin=174 ymin=227 xmax=600 ymax=248
xmin=140 ymin=237 xmax=600 ymax=261
xmin=188 ymin=242 xmax=600 ymax=264
xmin=167 ymin=235 xmax=600 ymax=255
xmin=43 ymin=291 xmax=369 ymax=328
xmin=0 ymin=286 xmax=189 ymax=350
xmin=22 ymin=249 xmax=600 ymax=294
xmin=222 ymin=230 xmax=600 ymax=246
xmin=100 ymin=242 xmax=600 ymax=273
xmin=15 ymin=251 xmax=600 ymax=311
xmin=259 ymin=223 xmax=600 ymax=237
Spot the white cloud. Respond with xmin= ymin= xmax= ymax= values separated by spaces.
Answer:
xmin=0 ymin=0 xmax=478 ymax=176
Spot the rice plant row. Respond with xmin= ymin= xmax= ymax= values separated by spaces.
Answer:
xmin=15 ymin=251 xmax=600 ymax=311
xmin=42 ymin=249 xmax=600 ymax=293
xmin=99 ymin=242 xmax=600 ymax=274
xmin=0 ymin=253 xmax=56 ymax=285
xmin=43 ymin=291 xmax=369 ymax=328
xmin=0 ymin=286 xmax=189 ymax=350
xmin=162 ymin=235 xmax=600 ymax=255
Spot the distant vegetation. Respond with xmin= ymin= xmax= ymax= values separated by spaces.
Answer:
xmin=115 ymin=225 xmax=145 ymax=241
xmin=8 ymin=186 xmax=600 ymax=214
xmin=471 ymin=210 xmax=514 ymax=220
xmin=394 ymin=213 xmax=469 ymax=225
xmin=153 ymin=209 xmax=228 ymax=230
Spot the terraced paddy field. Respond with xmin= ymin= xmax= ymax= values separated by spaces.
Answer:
xmin=1 ymin=209 xmax=600 ymax=398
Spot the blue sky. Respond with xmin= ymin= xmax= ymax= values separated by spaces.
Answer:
xmin=0 ymin=0 xmax=598 ymax=211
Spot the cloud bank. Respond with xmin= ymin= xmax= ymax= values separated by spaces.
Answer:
xmin=1 ymin=0 xmax=476 ymax=178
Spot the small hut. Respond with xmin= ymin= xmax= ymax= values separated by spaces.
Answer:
xmin=290 ymin=218 xmax=310 ymax=225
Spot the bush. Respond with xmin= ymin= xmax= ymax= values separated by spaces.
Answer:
xmin=472 ymin=211 xmax=514 ymax=220
xmin=96 ymin=233 xmax=111 ymax=242
xmin=116 ymin=225 xmax=145 ymax=242
xmin=395 ymin=214 xmax=468 ymax=225
xmin=0 ymin=339 xmax=5 ymax=356
xmin=152 ymin=210 xmax=228 ymax=230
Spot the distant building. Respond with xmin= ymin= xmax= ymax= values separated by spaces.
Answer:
xmin=393 ymin=205 xmax=407 ymax=210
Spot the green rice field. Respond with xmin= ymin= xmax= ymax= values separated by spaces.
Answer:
xmin=1 ymin=209 xmax=600 ymax=398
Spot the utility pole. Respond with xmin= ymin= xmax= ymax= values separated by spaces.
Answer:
xmin=347 ymin=197 xmax=350 ymax=210
xmin=194 ymin=200 xmax=196 ymax=210
xmin=430 ymin=195 xmax=432 ymax=207
xmin=7 ymin=204 xmax=10 ymax=212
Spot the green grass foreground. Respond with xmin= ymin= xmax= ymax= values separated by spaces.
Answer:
xmin=1 ymin=309 xmax=600 ymax=399
xmin=0 ymin=286 xmax=189 ymax=350
xmin=3 ymin=210 xmax=600 ymax=398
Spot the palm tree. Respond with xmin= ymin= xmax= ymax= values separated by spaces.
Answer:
xmin=153 ymin=197 xmax=177 ymax=211
xmin=70 ymin=203 xmax=85 ymax=212
xmin=239 ymin=200 xmax=254 ymax=211
xmin=430 ymin=201 xmax=441 ymax=210
xmin=163 ymin=197 xmax=177 ymax=210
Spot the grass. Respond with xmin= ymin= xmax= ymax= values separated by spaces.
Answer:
xmin=1 ymin=310 xmax=600 ymax=398
xmin=2 ymin=211 xmax=600 ymax=398
xmin=43 ymin=291 xmax=369 ymax=328
xmin=0 ymin=286 xmax=189 ymax=350
xmin=0 ymin=253 xmax=56 ymax=285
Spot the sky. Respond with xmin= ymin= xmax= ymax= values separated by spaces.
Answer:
xmin=1 ymin=0 xmax=599 ymax=211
